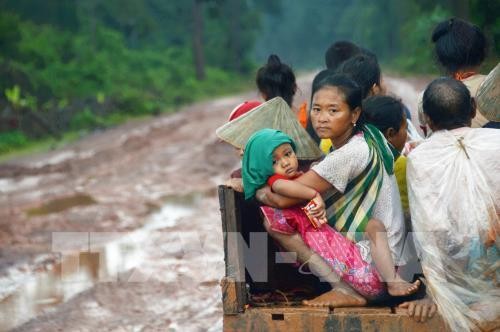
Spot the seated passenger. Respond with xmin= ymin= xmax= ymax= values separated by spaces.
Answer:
xmin=408 ymin=77 xmax=500 ymax=331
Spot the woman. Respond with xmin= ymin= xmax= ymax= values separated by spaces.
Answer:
xmin=257 ymin=54 xmax=309 ymax=128
xmin=256 ymin=54 xmax=297 ymax=108
xmin=418 ymin=17 xmax=489 ymax=134
xmin=257 ymin=74 xmax=420 ymax=307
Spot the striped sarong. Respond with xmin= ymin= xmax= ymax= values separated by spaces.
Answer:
xmin=324 ymin=124 xmax=394 ymax=242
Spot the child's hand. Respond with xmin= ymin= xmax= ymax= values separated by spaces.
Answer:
xmin=309 ymin=193 xmax=327 ymax=224
xmin=225 ymin=178 xmax=244 ymax=192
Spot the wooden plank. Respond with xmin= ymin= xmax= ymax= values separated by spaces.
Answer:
xmin=219 ymin=185 xmax=247 ymax=314
xmin=255 ymin=306 xmax=330 ymax=314
xmin=224 ymin=306 xmax=330 ymax=332
xmin=223 ymin=305 xmax=449 ymax=331
xmin=220 ymin=277 xmax=241 ymax=315
xmin=334 ymin=306 xmax=392 ymax=314
xmin=393 ymin=307 xmax=450 ymax=331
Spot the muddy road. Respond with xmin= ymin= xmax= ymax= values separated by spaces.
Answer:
xmin=0 ymin=74 xmax=429 ymax=331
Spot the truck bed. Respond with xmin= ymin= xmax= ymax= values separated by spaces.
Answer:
xmin=218 ymin=185 xmax=448 ymax=331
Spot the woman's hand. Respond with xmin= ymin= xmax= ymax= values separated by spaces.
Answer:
xmin=398 ymin=296 xmax=437 ymax=323
xmin=255 ymin=185 xmax=272 ymax=204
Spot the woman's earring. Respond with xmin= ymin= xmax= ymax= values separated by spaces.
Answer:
xmin=353 ymin=122 xmax=357 ymax=127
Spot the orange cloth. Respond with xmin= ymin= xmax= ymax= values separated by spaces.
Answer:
xmin=297 ymin=102 xmax=308 ymax=128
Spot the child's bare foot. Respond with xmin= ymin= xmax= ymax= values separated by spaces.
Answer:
xmin=303 ymin=288 xmax=367 ymax=308
xmin=387 ymin=278 xmax=421 ymax=297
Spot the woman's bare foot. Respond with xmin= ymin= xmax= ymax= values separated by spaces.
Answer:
xmin=387 ymin=278 xmax=421 ymax=297
xmin=303 ymin=288 xmax=367 ymax=308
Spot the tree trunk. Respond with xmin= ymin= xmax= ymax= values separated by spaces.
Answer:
xmin=192 ymin=0 xmax=205 ymax=80
xmin=227 ymin=0 xmax=242 ymax=73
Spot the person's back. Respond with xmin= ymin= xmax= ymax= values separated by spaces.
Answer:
xmin=418 ymin=17 xmax=489 ymax=132
xmin=256 ymin=54 xmax=308 ymax=128
xmin=256 ymin=54 xmax=297 ymax=108
xmin=336 ymin=54 xmax=384 ymax=98
xmin=407 ymin=77 xmax=500 ymax=332
xmin=324 ymin=40 xmax=361 ymax=71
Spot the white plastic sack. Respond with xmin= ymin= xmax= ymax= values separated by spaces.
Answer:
xmin=407 ymin=127 xmax=500 ymax=331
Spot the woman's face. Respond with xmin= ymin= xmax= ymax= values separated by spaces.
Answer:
xmin=311 ymin=86 xmax=360 ymax=142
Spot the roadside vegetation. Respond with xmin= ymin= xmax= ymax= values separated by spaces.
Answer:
xmin=0 ymin=0 xmax=497 ymax=157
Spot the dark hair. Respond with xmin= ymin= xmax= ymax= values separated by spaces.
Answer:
xmin=336 ymin=54 xmax=381 ymax=99
xmin=311 ymin=74 xmax=365 ymax=131
xmin=312 ymin=69 xmax=335 ymax=92
xmin=256 ymin=54 xmax=297 ymax=107
xmin=325 ymin=41 xmax=361 ymax=70
xmin=432 ymin=18 xmax=488 ymax=74
xmin=422 ymin=77 xmax=474 ymax=129
xmin=363 ymin=96 xmax=405 ymax=133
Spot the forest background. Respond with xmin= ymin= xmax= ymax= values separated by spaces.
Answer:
xmin=0 ymin=0 xmax=498 ymax=156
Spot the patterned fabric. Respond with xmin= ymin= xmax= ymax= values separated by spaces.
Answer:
xmin=261 ymin=205 xmax=385 ymax=298
xmin=324 ymin=124 xmax=394 ymax=241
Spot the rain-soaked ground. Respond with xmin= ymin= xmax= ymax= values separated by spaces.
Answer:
xmin=0 ymin=73 xmax=430 ymax=331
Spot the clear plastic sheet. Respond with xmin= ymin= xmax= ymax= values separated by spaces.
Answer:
xmin=407 ymin=128 xmax=500 ymax=331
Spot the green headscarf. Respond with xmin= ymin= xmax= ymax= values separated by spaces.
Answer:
xmin=242 ymin=129 xmax=296 ymax=200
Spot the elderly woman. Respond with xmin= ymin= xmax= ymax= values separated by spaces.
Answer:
xmin=408 ymin=77 xmax=500 ymax=331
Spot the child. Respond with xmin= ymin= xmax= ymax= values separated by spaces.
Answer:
xmin=362 ymin=95 xmax=422 ymax=296
xmin=242 ymin=128 xmax=325 ymax=212
xmin=363 ymin=96 xmax=409 ymax=213
xmin=242 ymin=128 xmax=387 ymax=299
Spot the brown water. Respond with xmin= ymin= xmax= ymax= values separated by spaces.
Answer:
xmin=26 ymin=193 xmax=97 ymax=216
xmin=0 ymin=193 xmax=224 ymax=331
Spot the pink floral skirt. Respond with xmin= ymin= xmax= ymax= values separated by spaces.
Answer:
xmin=261 ymin=206 xmax=385 ymax=298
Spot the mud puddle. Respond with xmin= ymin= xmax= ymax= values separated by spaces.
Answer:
xmin=26 ymin=193 xmax=97 ymax=216
xmin=0 ymin=194 xmax=204 ymax=331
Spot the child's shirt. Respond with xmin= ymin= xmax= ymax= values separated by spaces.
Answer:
xmin=394 ymin=155 xmax=409 ymax=213
xmin=267 ymin=174 xmax=300 ymax=189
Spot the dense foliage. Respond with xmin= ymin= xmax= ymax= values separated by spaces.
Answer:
xmin=0 ymin=0 xmax=278 ymax=154
xmin=0 ymin=0 xmax=497 ymax=155
xmin=255 ymin=0 xmax=499 ymax=72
